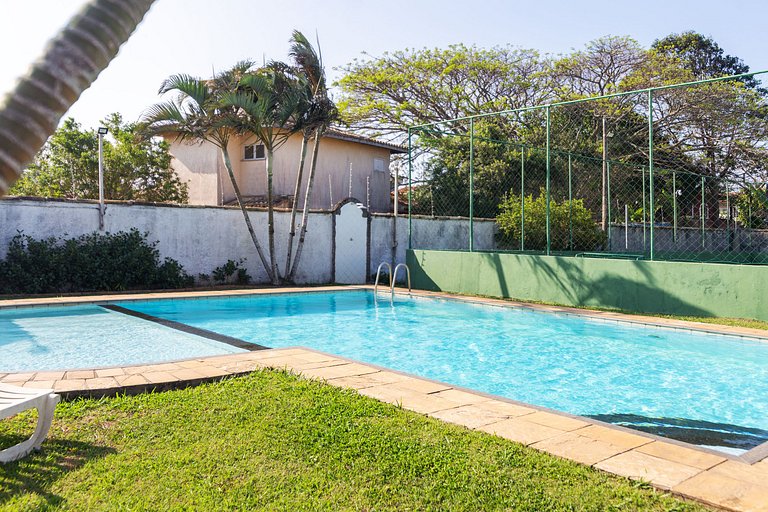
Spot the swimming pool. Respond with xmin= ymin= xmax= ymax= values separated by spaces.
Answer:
xmin=0 ymin=304 xmax=245 ymax=371
xmin=3 ymin=289 xmax=768 ymax=453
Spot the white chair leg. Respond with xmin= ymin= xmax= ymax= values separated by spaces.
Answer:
xmin=30 ymin=394 xmax=60 ymax=450
xmin=0 ymin=394 xmax=60 ymax=463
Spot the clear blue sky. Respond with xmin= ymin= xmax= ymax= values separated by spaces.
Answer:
xmin=2 ymin=0 xmax=766 ymax=129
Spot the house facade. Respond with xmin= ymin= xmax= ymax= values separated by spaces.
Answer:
xmin=166 ymin=130 xmax=404 ymax=213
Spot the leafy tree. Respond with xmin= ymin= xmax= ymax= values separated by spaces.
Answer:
xmin=0 ymin=0 xmax=155 ymax=196
xmin=553 ymin=36 xmax=646 ymax=98
xmin=10 ymin=114 xmax=188 ymax=203
xmin=652 ymin=31 xmax=762 ymax=89
xmin=552 ymin=37 xmax=658 ymax=230
xmin=646 ymin=32 xmax=768 ymax=189
xmin=496 ymin=188 xmax=606 ymax=251
xmin=735 ymin=184 xmax=768 ymax=228
xmin=631 ymin=36 xmax=768 ymax=221
xmin=415 ymin=119 xmax=548 ymax=218
xmin=340 ymin=34 xmax=768 ymax=231
xmin=337 ymin=44 xmax=551 ymax=139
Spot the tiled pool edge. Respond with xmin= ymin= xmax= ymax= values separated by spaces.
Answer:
xmin=0 ymin=285 xmax=368 ymax=309
xmin=3 ymin=346 xmax=767 ymax=512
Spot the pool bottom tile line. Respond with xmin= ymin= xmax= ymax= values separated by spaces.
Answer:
xmin=100 ymin=304 xmax=270 ymax=352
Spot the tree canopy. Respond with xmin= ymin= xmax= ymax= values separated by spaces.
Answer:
xmin=652 ymin=31 xmax=761 ymax=89
xmin=10 ymin=114 xmax=188 ymax=203
xmin=338 ymin=32 xmax=768 ymax=222
xmin=337 ymin=44 xmax=551 ymax=138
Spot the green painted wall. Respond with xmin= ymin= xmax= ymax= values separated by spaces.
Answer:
xmin=407 ymin=250 xmax=768 ymax=321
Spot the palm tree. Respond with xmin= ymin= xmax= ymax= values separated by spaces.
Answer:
xmin=283 ymin=31 xmax=330 ymax=280
xmin=140 ymin=63 xmax=274 ymax=282
xmin=0 ymin=0 xmax=156 ymax=196
xmin=287 ymin=34 xmax=338 ymax=283
xmin=221 ymin=63 xmax=305 ymax=284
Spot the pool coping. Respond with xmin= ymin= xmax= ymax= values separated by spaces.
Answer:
xmin=3 ymin=286 xmax=768 ymax=511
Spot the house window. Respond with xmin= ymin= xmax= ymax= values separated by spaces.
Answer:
xmin=244 ymin=144 xmax=265 ymax=160
xmin=373 ymin=157 xmax=386 ymax=173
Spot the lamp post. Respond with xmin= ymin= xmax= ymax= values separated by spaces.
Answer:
xmin=97 ymin=126 xmax=108 ymax=230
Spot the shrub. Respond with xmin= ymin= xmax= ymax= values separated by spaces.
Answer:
xmin=211 ymin=259 xmax=251 ymax=285
xmin=496 ymin=188 xmax=606 ymax=251
xmin=0 ymin=229 xmax=193 ymax=294
xmin=735 ymin=185 xmax=768 ymax=229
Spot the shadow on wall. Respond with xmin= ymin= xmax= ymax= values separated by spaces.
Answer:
xmin=409 ymin=250 xmax=713 ymax=318
xmin=520 ymin=255 xmax=712 ymax=317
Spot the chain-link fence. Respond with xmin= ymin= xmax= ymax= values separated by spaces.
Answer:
xmin=406 ymin=72 xmax=768 ymax=264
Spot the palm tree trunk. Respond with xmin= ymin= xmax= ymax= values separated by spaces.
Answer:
xmin=266 ymin=149 xmax=279 ymax=285
xmin=284 ymin=131 xmax=310 ymax=280
xmin=0 ymin=0 xmax=156 ymax=195
xmin=221 ymin=147 xmax=273 ymax=283
xmin=288 ymin=128 xmax=324 ymax=282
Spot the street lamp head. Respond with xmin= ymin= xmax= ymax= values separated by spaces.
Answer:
xmin=97 ymin=127 xmax=108 ymax=135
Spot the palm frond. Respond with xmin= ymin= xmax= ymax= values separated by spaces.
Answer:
xmin=240 ymin=72 xmax=273 ymax=98
xmin=138 ymin=100 xmax=188 ymax=137
xmin=158 ymin=74 xmax=209 ymax=107
xmin=213 ymin=60 xmax=256 ymax=90
xmin=289 ymin=30 xmax=324 ymax=91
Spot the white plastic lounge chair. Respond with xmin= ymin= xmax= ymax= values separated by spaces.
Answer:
xmin=0 ymin=383 xmax=60 ymax=462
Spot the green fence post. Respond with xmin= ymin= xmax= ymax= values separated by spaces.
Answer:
xmin=607 ymin=161 xmax=612 ymax=250
xmin=521 ymin=144 xmax=525 ymax=251
xmin=546 ymin=105 xmax=551 ymax=256
xmin=673 ymin=171 xmax=677 ymax=243
xmin=725 ymin=179 xmax=730 ymax=235
xmin=568 ymin=154 xmax=573 ymax=251
xmin=701 ymin=176 xmax=705 ymax=249
xmin=642 ymin=167 xmax=647 ymax=253
xmin=407 ymin=129 xmax=412 ymax=250
xmin=648 ymin=90 xmax=655 ymax=260
xmin=469 ymin=118 xmax=474 ymax=252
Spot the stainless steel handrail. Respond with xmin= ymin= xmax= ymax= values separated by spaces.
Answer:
xmin=373 ymin=262 xmax=392 ymax=303
xmin=392 ymin=263 xmax=411 ymax=303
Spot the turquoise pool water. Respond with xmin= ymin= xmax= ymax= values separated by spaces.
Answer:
xmin=3 ymin=290 xmax=767 ymax=452
xmin=123 ymin=290 xmax=768 ymax=453
xmin=0 ymin=305 xmax=244 ymax=372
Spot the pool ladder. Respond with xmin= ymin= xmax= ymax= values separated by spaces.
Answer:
xmin=374 ymin=262 xmax=411 ymax=304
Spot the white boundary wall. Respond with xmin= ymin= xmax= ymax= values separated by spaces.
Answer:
xmin=0 ymin=198 xmax=499 ymax=285
xmin=0 ymin=199 xmax=333 ymax=284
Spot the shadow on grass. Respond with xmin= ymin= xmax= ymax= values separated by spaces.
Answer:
xmin=0 ymin=435 xmax=115 ymax=508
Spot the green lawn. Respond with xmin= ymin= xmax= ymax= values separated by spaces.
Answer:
xmin=1 ymin=371 xmax=708 ymax=511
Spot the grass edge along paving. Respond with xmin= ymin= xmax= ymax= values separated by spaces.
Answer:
xmin=448 ymin=290 xmax=768 ymax=332
xmin=0 ymin=370 xmax=709 ymax=511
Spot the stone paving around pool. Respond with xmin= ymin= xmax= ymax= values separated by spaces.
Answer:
xmin=3 ymin=286 xmax=768 ymax=511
